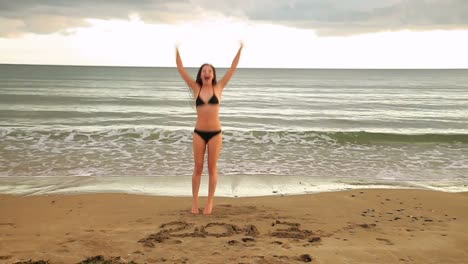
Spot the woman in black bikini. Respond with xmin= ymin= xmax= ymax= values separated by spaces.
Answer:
xmin=176 ymin=42 xmax=243 ymax=214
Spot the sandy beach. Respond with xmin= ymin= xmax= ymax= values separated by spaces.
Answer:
xmin=0 ymin=189 xmax=467 ymax=264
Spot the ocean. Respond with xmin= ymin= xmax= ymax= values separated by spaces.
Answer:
xmin=1 ymin=64 xmax=467 ymax=196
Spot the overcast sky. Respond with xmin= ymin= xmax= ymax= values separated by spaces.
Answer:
xmin=1 ymin=0 xmax=468 ymax=68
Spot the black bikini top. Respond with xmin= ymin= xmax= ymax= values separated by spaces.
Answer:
xmin=195 ymin=86 xmax=219 ymax=107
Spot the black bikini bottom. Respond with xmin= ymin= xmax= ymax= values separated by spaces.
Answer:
xmin=194 ymin=129 xmax=222 ymax=143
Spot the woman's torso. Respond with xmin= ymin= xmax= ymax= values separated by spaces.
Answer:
xmin=194 ymin=84 xmax=222 ymax=130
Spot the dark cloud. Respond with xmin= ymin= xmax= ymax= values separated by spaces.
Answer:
xmin=1 ymin=0 xmax=467 ymax=37
xmin=0 ymin=0 xmax=190 ymax=36
xmin=201 ymin=0 xmax=468 ymax=35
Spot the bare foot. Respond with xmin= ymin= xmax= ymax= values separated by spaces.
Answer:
xmin=203 ymin=201 xmax=213 ymax=215
xmin=191 ymin=202 xmax=200 ymax=214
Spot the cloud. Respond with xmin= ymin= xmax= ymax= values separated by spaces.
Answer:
xmin=0 ymin=0 xmax=191 ymax=37
xmin=197 ymin=0 xmax=468 ymax=35
xmin=1 ymin=0 xmax=468 ymax=37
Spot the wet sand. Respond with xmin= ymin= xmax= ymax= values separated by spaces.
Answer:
xmin=0 ymin=189 xmax=467 ymax=264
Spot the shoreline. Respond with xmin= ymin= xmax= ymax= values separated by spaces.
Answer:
xmin=1 ymin=176 xmax=467 ymax=198
xmin=1 ymin=188 xmax=467 ymax=263
xmin=0 ymin=175 xmax=468 ymax=197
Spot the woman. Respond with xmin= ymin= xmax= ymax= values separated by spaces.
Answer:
xmin=176 ymin=42 xmax=243 ymax=215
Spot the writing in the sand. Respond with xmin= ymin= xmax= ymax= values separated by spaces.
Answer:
xmin=139 ymin=220 xmax=320 ymax=247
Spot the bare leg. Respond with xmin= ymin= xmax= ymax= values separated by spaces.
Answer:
xmin=204 ymin=133 xmax=222 ymax=215
xmin=192 ymin=133 xmax=206 ymax=214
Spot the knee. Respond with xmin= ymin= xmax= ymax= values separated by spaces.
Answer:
xmin=208 ymin=164 xmax=217 ymax=176
xmin=193 ymin=162 xmax=204 ymax=175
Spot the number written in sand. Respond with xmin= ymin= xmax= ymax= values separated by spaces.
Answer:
xmin=159 ymin=221 xmax=259 ymax=238
xmin=139 ymin=220 xmax=320 ymax=248
xmin=157 ymin=220 xmax=316 ymax=239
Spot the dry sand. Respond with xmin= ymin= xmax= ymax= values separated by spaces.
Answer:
xmin=0 ymin=189 xmax=467 ymax=264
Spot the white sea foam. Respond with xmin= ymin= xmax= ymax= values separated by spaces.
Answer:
xmin=1 ymin=176 xmax=467 ymax=197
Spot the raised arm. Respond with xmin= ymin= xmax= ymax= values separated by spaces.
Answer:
xmin=176 ymin=47 xmax=198 ymax=90
xmin=218 ymin=42 xmax=243 ymax=89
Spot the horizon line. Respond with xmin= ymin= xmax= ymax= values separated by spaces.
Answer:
xmin=1 ymin=63 xmax=467 ymax=70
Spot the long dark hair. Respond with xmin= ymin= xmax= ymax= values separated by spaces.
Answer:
xmin=196 ymin=63 xmax=217 ymax=86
